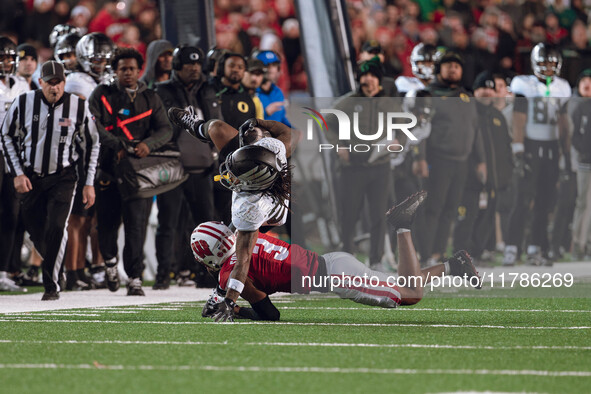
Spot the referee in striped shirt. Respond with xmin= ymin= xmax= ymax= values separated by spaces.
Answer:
xmin=0 ymin=60 xmax=100 ymax=300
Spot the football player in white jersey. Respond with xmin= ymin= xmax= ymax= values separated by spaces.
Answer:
xmin=395 ymin=43 xmax=437 ymax=95
xmin=54 ymin=33 xmax=80 ymax=75
xmin=65 ymin=32 xmax=114 ymax=100
xmin=168 ymin=107 xmax=299 ymax=319
xmin=63 ymin=32 xmax=114 ymax=290
xmin=503 ymin=43 xmax=571 ymax=266
xmin=0 ymin=36 xmax=30 ymax=292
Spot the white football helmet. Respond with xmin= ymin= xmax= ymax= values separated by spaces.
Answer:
xmin=531 ymin=43 xmax=562 ymax=80
xmin=190 ymin=221 xmax=236 ymax=270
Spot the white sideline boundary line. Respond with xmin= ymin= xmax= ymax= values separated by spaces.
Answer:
xmin=0 ymin=363 xmax=589 ymax=377
xmin=280 ymin=307 xmax=591 ymax=313
xmin=0 ymin=339 xmax=589 ymax=351
xmin=0 ymin=318 xmax=589 ymax=330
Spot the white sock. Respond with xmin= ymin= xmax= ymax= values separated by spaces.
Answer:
xmin=443 ymin=261 xmax=450 ymax=275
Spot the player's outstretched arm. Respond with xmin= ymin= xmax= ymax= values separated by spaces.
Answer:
xmin=238 ymin=278 xmax=280 ymax=321
xmin=226 ymin=230 xmax=259 ymax=303
xmin=255 ymin=119 xmax=301 ymax=158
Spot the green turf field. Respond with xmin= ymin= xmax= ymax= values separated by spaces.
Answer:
xmin=1 ymin=285 xmax=590 ymax=394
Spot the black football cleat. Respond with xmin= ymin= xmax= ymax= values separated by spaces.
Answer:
xmin=41 ymin=291 xmax=60 ymax=301
xmin=127 ymin=278 xmax=145 ymax=296
xmin=386 ymin=191 xmax=427 ymax=230
xmin=104 ymin=259 xmax=120 ymax=292
xmin=446 ymin=250 xmax=482 ymax=289
xmin=167 ymin=107 xmax=207 ymax=142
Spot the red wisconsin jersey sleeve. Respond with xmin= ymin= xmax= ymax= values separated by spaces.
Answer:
xmin=218 ymin=234 xmax=321 ymax=295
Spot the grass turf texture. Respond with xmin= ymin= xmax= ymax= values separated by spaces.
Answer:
xmin=0 ymin=289 xmax=590 ymax=393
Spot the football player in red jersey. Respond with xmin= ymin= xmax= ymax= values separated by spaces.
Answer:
xmin=192 ymin=191 xmax=482 ymax=322
xmin=168 ymin=108 xmax=301 ymax=321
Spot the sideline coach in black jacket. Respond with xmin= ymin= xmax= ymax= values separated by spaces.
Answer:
xmin=89 ymin=48 xmax=172 ymax=296
xmin=153 ymin=46 xmax=217 ymax=289
xmin=416 ymin=50 xmax=486 ymax=265
xmin=453 ymin=71 xmax=513 ymax=259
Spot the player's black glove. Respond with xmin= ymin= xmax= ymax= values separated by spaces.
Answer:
xmin=202 ymin=286 xmax=226 ymax=318
xmin=239 ymin=118 xmax=260 ymax=147
xmin=211 ymin=298 xmax=237 ymax=322
xmin=513 ymin=152 xmax=532 ymax=178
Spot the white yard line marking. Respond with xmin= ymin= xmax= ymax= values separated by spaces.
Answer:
xmin=0 ymin=363 xmax=589 ymax=377
xmin=0 ymin=318 xmax=588 ymax=330
xmin=3 ymin=313 xmax=101 ymax=317
xmin=280 ymin=307 xmax=591 ymax=313
xmin=0 ymin=339 xmax=589 ymax=351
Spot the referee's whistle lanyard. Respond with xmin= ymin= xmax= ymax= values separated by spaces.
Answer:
xmin=100 ymin=95 xmax=152 ymax=142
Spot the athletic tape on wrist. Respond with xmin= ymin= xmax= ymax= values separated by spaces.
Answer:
xmin=228 ymin=278 xmax=244 ymax=294
xmin=511 ymin=143 xmax=524 ymax=154
xmin=396 ymin=228 xmax=410 ymax=234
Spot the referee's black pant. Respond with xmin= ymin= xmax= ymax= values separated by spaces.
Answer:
xmin=21 ymin=166 xmax=77 ymax=293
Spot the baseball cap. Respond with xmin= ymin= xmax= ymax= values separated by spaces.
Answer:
xmin=174 ymin=46 xmax=204 ymax=66
xmin=40 ymin=60 xmax=66 ymax=82
xmin=247 ymin=58 xmax=267 ymax=73
xmin=16 ymin=44 xmax=38 ymax=61
xmin=361 ymin=40 xmax=382 ymax=54
xmin=473 ymin=70 xmax=496 ymax=91
xmin=255 ymin=50 xmax=280 ymax=65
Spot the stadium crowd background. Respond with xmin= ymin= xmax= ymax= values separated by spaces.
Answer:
xmin=3 ymin=0 xmax=591 ymax=89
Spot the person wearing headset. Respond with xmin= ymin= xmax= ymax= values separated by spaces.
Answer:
xmin=153 ymin=45 xmax=217 ymax=289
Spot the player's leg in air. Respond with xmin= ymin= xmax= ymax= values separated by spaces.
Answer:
xmin=322 ymin=191 xmax=482 ymax=308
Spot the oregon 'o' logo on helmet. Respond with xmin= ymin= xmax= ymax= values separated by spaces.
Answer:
xmin=237 ymin=101 xmax=249 ymax=113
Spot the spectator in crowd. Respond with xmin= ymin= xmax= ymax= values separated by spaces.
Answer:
xmin=15 ymin=44 xmax=39 ymax=90
xmin=69 ymin=4 xmax=92 ymax=36
xmin=545 ymin=12 xmax=569 ymax=45
xmin=140 ymin=39 xmax=173 ymax=89
xmin=88 ymin=0 xmax=131 ymax=43
xmin=116 ymin=24 xmax=147 ymax=59
xmin=154 ymin=45 xmax=217 ymax=289
xmin=89 ymin=48 xmax=172 ymax=296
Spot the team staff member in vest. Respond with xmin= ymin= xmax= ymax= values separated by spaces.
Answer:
xmin=327 ymin=57 xmax=398 ymax=270
xmin=453 ymin=71 xmax=513 ymax=262
xmin=153 ymin=45 xmax=216 ymax=289
xmin=416 ymin=49 xmax=486 ymax=266
xmin=1 ymin=60 xmax=100 ymax=300
xmin=89 ymin=48 xmax=172 ymax=296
